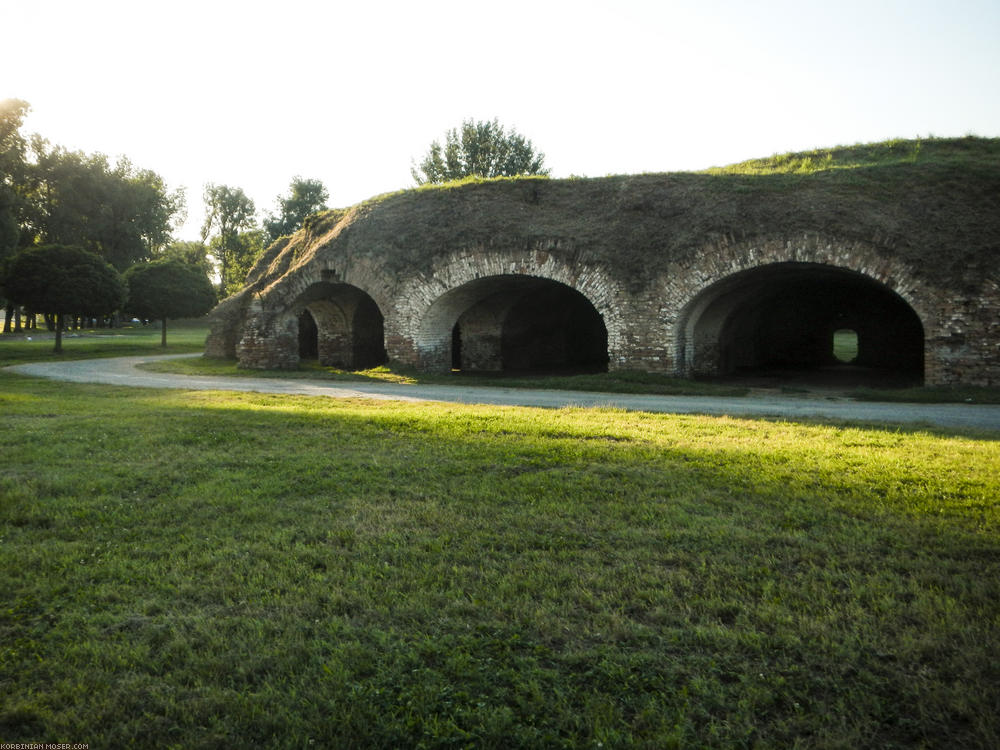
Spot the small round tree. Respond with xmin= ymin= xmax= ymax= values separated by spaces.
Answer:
xmin=124 ymin=259 xmax=217 ymax=346
xmin=4 ymin=244 xmax=126 ymax=353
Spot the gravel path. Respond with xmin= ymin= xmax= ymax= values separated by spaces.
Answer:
xmin=7 ymin=354 xmax=1000 ymax=432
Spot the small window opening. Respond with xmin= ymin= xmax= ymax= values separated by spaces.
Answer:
xmin=833 ymin=328 xmax=858 ymax=363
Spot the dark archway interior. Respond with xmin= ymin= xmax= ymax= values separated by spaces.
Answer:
xmin=451 ymin=323 xmax=462 ymax=370
xmin=298 ymin=309 xmax=318 ymax=359
xmin=440 ymin=276 xmax=608 ymax=374
xmin=350 ymin=294 xmax=387 ymax=369
xmin=500 ymin=284 xmax=608 ymax=372
xmin=686 ymin=264 xmax=924 ymax=386
xmin=294 ymin=282 xmax=386 ymax=369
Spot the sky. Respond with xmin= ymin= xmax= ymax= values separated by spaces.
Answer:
xmin=6 ymin=0 xmax=1000 ymax=241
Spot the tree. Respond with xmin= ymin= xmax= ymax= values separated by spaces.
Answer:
xmin=264 ymin=177 xmax=329 ymax=241
xmin=155 ymin=240 xmax=213 ymax=280
xmin=209 ymin=228 xmax=268 ymax=298
xmin=124 ymin=259 xmax=217 ymax=346
xmin=4 ymin=245 xmax=126 ymax=353
xmin=411 ymin=118 xmax=550 ymax=185
xmin=0 ymin=99 xmax=30 ymax=332
xmin=201 ymin=184 xmax=257 ymax=297
xmin=20 ymin=139 xmax=183 ymax=270
xmin=0 ymin=99 xmax=29 ymax=252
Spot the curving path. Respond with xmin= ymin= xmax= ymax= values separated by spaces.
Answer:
xmin=7 ymin=354 xmax=1000 ymax=432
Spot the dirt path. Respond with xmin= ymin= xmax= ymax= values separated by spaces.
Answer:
xmin=7 ymin=354 xmax=1000 ymax=432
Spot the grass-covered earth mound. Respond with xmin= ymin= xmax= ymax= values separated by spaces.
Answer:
xmin=243 ymin=136 xmax=999 ymax=295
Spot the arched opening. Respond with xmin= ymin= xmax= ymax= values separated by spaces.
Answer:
xmin=293 ymin=282 xmax=386 ymax=369
xmin=420 ymin=275 xmax=609 ymax=374
xmin=679 ymin=263 xmax=924 ymax=387
xmin=832 ymin=328 xmax=858 ymax=363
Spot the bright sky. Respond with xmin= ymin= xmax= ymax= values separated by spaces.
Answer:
xmin=6 ymin=0 xmax=1000 ymax=241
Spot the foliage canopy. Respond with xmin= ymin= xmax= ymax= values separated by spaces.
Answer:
xmin=23 ymin=141 xmax=182 ymax=269
xmin=0 ymin=99 xmax=30 ymax=261
xmin=264 ymin=177 xmax=329 ymax=241
xmin=201 ymin=183 xmax=258 ymax=297
xmin=3 ymin=244 xmax=126 ymax=351
xmin=411 ymin=118 xmax=550 ymax=185
xmin=124 ymin=259 xmax=217 ymax=345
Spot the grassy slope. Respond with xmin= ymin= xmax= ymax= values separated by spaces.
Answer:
xmin=242 ymin=137 xmax=1000 ymax=296
xmin=1 ymin=371 xmax=999 ymax=747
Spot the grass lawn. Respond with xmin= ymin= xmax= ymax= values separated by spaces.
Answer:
xmin=0 ymin=322 xmax=209 ymax=367
xmin=1 ymin=364 xmax=998 ymax=747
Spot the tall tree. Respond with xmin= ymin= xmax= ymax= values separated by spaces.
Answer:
xmin=210 ymin=228 xmax=268 ymax=298
xmin=0 ymin=99 xmax=29 ymax=253
xmin=201 ymin=184 xmax=257 ymax=297
xmin=21 ymin=139 xmax=183 ymax=269
xmin=124 ymin=259 xmax=216 ymax=346
xmin=264 ymin=177 xmax=329 ymax=240
xmin=0 ymin=99 xmax=30 ymax=332
xmin=411 ymin=118 xmax=550 ymax=185
xmin=4 ymin=244 xmax=126 ymax=353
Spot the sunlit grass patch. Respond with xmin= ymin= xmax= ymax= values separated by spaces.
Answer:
xmin=1 ymin=374 xmax=998 ymax=746
xmin=0 ymin=321 xmax=209 ymax=366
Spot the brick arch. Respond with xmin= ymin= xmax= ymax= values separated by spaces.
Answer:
xmin=236 ymin=268 xmax=388 ymax=370
xmin=666 ymin=234 xmax=934 ymax=379
xmin=393 ymin=249 xmax=627 ymax=372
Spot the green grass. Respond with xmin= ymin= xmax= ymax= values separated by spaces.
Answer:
xmin=702 ymin=135 xmax=991 ymax=176
xmin=1 ymin=370 xmax=999 ymax=748
xmin=0 ymin=321 xmax=209 ymax=367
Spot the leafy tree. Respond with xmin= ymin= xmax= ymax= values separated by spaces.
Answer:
xmin=201 ymin=184 xmax=257 ymax=297
xmin=0 ymin=99 xmax=30 ymax=332
xmin=0 ymin=99 xmax=29 ymax=252
xmin=411 ymin=118 xmax=550 ymax=185
xmin=124 ymin=259 xmax=216 ymax=346
xmin=264 ymin=177 xmax=329 ymax=240
xmin=155 ymin=240 xmax=214 ymax=280
xmin=4 ymin=244 xmax=126 ymax=353
xmin=20 ymin=139 xmax=183 ymax=269
xmin=209 ymin=228 xmax=269 ymax=298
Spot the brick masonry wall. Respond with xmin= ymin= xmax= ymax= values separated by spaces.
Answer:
xmin=206 ymin=226 xmax=999 ymax=387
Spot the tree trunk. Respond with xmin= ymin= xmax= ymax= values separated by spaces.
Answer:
xmin=2 ymin=303 xmax=11 ymax=334
xmin=161 ymin=318 xmax=168 ymax=347
xmin=54 ymin=313 xmax=64 ymax=354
